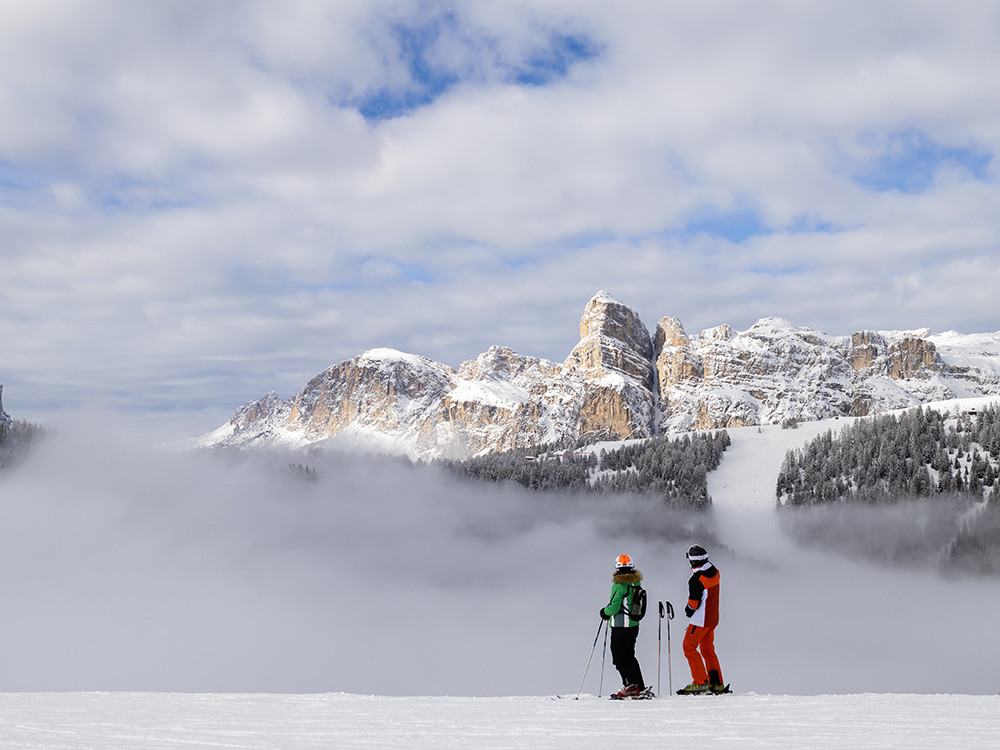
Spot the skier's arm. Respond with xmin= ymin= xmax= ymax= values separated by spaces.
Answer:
xmin=685 ymin=575 xmax=704 ymax=618
xmin=602 ymin=583 xmax=626 ymax=617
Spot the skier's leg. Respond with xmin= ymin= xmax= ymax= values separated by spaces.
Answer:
xmin=700 ymin=627 xmax=723 ymax=685
xmin=682 ymin=624 xmax=708 ymax=684
xmin=622 ymin=627 xmax=644 ymax=689
xmin=609 ymin=627 xmax=630 ymax=686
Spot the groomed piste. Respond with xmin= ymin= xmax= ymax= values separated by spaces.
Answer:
xmin=0 ymin=692 xmax=995 ymax=749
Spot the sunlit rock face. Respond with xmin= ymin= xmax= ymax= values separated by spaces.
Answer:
xmin=562 ymin=291 xmax=656 ymax=441
xmin=200 ymin=293 xmax=1000 ymax=458
xmin=844 ymin=331 xmax=946 ymax=415
xmin=848 ymin=331 xmax=943 ymax=379
xmin=567 ymin=291 xmax=655 ymax=388
xmin=285 ymin=350 xmax=455 ymax=453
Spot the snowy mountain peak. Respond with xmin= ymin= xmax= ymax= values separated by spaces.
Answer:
xmin=199 ymin=293 xmax=1000 ymax=458
xmin=589 ymin=289 xmax=621 ymax=306
xmin=750 ymin=315 xmax=798 ymax=331
xmin=357 ymin=347 xmax=451 ymax=372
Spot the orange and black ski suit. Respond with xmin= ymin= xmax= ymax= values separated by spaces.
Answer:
xmin=683 ymin=562 xmax=723 ymax=686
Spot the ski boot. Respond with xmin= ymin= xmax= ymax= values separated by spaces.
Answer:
xmin=610 ymin=684 xmax=645 ymax=700
xmin=676 ymin=682 xmax=710 ymax=695
xmin=707 ymin=671 xmax=730 ymax=694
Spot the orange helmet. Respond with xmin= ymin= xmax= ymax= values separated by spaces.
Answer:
xmin=615 ymin=553 xmax=634 ymax=570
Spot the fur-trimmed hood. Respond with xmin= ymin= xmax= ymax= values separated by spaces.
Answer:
xmin=612 ymin=570 xmax=643 ymax=585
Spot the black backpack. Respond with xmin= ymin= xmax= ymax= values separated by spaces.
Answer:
xmin=628 ymin=583 xmax=647 ymax=621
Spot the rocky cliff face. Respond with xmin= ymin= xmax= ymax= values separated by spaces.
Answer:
xmin=563 ymin=291 xmax=656 ymax=441
xmin=199 ymin=294 xmax=1000 ymax=458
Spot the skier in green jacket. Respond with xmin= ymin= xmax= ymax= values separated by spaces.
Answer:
xmin=599 ymin=553 xmax=646 ymax=698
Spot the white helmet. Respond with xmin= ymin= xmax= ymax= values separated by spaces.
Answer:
xmin=686 ymin=544 xmax=709 ymax=564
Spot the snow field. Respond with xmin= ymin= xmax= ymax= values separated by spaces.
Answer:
xmin=0 ymin=692 xmax=996 ymax=749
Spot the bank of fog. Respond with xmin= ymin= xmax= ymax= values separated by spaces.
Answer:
xmin=779 ymin=497 xmax=1000 ymax=574
xmin=0 ymin=427 xmax=713 ymax=695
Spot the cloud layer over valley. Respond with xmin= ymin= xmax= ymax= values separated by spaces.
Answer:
xmin=2 ymin=421 xmax=999 ymax=696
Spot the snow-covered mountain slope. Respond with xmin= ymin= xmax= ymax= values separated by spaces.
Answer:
xmin=0 ymin=691 xmax=995 ymax=749
xmin=197 ymin=292 xmax=1000 ymax=458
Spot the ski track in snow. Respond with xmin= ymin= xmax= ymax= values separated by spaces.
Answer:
xmin=0 ymin=692 xmax=996 ymax=749
xmin=708 ymin=418 xmax=847 ymax=560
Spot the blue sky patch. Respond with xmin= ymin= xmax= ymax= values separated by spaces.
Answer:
xmin=560 ymin=229 xmax=616 ymax=250
xmin=510 ymin=33 xmax=601 ymax=87
xmin=0 ymin=161 xmax=45 ymax=192
xmin=355 ymin=19 xmax=601 ymax=122
xmin=91 ymin=173 xmax=202 ymax=215
xmin=682 ymin=207 xmax=772 ymax=243
xmin=748 ymin=264 xmax=807 ymax=277
xmin=357 ymin=16 xmax=461 ymax=122
xmin=786 ymin=215 xmax=844 ymax=234
xmin=400 ymin=262 xmax=433 ymax=283
xmin=0 ymin=162 xmax=50 ymax=207
xmin=852 ymin=131 xmax=992 ymax=194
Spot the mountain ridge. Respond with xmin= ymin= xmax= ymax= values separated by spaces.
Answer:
xmin=198 ymin=292 xmax=1000 ymax=458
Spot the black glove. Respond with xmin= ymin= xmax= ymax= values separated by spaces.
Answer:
xmin=599 ymin=607 xmax=610 ymax=621
xmin=684 ymin=605 xmax=695 ymax=618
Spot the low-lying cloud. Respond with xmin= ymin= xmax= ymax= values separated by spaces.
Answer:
xmin=1 ymin=425 xmax=998 ymax=696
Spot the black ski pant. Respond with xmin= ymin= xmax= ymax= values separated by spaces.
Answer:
xmin=610 ymin=626 xmax=644 ymax=689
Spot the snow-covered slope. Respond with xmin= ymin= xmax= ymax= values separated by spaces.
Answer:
xmin=0 ymin=692 xmax=996 ymax=749
xmin=198 ymin=292 xmax=1000 ymax=459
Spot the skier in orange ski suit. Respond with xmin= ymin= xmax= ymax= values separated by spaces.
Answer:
xmin=679 ymin=544 xmax=725 ymax=693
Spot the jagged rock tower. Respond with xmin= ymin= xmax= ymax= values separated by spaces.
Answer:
xmin=563 ymin=291 xmax=656 ymax=440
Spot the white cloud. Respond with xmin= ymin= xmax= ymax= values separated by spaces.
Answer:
xmin=0 ymin=1 xmax=998 ymax=436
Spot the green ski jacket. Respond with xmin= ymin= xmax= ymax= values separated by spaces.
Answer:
xmin=602 ymin=570 xmax=643 ymax=628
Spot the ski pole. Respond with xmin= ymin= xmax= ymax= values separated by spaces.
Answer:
xmin=658 ymin=601 xmax=664 ymax=697
xmin=599 ymin=617 xmax=609 ymax=697
xmin=575 ymin=619 xmax=605 ymax=700
xmin=665 ymin=601 xmax=675 ymax=695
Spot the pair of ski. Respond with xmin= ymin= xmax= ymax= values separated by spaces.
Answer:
xmin=554 ymin=686 xmax=732 ymax=700
xmin=608 ymin=685 xmax=731 ymax=699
